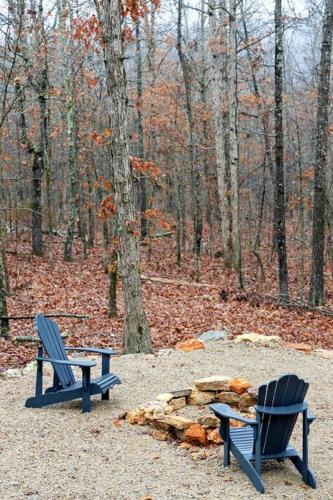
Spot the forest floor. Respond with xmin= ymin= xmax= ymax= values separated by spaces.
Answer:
xmin=0 ymin=341 xmax=331 ymax=499
xmin=1 ymin=232 xmax=333 ymax=372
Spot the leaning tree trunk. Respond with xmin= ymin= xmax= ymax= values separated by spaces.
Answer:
xmin=274 ymin=0 xmax=289 ymax=300
xmin=309 ymin=0 xmax=333 ymax=306
xmin=96 ymin=0 xmax=152 ymax=353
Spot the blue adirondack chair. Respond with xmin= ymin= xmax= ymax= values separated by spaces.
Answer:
xmin=210 ymin=374 xmax=316 ymax=494
xmin=25 ymin=314 xmax=121 ymax=413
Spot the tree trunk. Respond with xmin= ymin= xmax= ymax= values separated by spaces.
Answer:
xmin=274 ymin=0 xmax=288 ymax=300
xmin=31 ymin=149 xmax=44 ymax=256
xmin=96 ymin=0 xmax=152 ymax=353
xmin=309 ymin=0 xmax=333 ymax=306
xmin=199 ymin=0 xmax=214 ymax=254
xmin=0 ymin=220 xmax=9 ymax=337
xmin=64 ymin=4 xmax=78 ymax=262
xmin=177 ymin=0 xmax=202 ymax=281
xmin=135 ymin=21 xmax=148 ymax=240
xmin=208 ymin=0 xmax=233 ymax=267
xmin=228 ymin=0 xmax=243 ymax=287
xmin=37 ymin=0 xmax=52 ymax=263
xmin=87 ymin=168 xmax=95 ymax=247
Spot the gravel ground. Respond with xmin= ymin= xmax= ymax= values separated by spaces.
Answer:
xmin=0 ymin=342 xmax=332 ymax=500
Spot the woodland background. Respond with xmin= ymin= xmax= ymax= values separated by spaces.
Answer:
xmin=0 ymin=0 xmax=332 ymax=370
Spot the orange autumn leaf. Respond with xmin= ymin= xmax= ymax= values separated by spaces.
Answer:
xmin=103 ymin=127 xmax=112 ymax=138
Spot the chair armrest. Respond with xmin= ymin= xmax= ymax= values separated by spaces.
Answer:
xmin=65 ymin=347 xmax=119 ymax=356
xmin=254 ymin=401 xmax=308 ymax=416
xmin=36 ymin=356 xmax=96 ymax=368
xmin=209 ymin=403 xmax=258 ymax=425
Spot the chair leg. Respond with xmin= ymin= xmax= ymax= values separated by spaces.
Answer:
xmin=220 ymin=422 xmax=230 ymax=466
xmin=102 ymin=390 xmax=109 ymax=401
xmin=223 ymin=441 xmax=230 ymax=467
xmin=35 ymin=346 xmax=43 ymax=396
xmin=232 ymin=443 xmax=265 ymax=494
xmin=289 ymin=455 xmax=316 ymax=489
xmin=82 ymin=367 xmax=91 ymax=413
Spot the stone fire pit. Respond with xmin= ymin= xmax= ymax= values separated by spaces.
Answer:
xmin=122 ymin=376 xmax=257 ymax=447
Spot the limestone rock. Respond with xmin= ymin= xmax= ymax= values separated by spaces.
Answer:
xmin=158 ymin=415 xmax=194 ymax=430
xmin=198 ymin=330 xmax=227 ymax=343
xmin=169 ymin=397 xmax=186 ymax=411
xmin=282 ymin=342 xmax=314 ymax=353
xmin=126 ymin=408 xmax=147 ymax=425
xmin=316 ymin=349 xmax=333 ymax=359
xmin=158 ymin=348 xmax=173 ymax=356
xmin=152 ymin=430 xmax=169 ymax=441
xmin=175 ymin=338 xmax=205 ymax=352
xmin=152 ymin=420 xmax=171 ymax=431
xmin=179 ymin=441 xmax=192 ymax=449
xmin=247 ymin=387 xmax=258 ymax=400
xmin=194 ymin=376 xmax=231 ymax=392
xmin=170 ymin=389 xmax=192 ymax=398
xmin=184 ymin=424 xmax=207 ymax=446
xmin=229 ymin=378 xmax=252 ymax=394
xmin=187 ymin=387 xmax=215 ymax=405
xmin=239 ymin=392 xmax=256 ymax=410
xmin=215 ymin=391 xmax=240 ymax=405
xmin=22 ymin=361 xmax=37 ymax=374
xmin=235 ymin=333 xmax=279 ymax=344
xmin=3 ymin=368 xmax=23 ymax=378
xmin=143 ymin=401 xmax=168 ymax=417
xmin=207 ymin=428 xmax=223 ymax=444
xmin=198 ymin=415 xmax=219 ymax=428
xmin=156 ymin=393 xmax=174 ymax=403
xmin=164 ymin=405 xmax=174 ymax=415
xmin=127 ymin=401 xmax=170 ymax=425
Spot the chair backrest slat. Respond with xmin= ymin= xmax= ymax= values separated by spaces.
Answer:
xmin=35 ymin=314 xmax=76 ymax=389
xmin=257 ymin=374 xmax=308 ymax=455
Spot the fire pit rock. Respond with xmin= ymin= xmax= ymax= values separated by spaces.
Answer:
xmin=122 ymin=375 xmax=257 ymax=447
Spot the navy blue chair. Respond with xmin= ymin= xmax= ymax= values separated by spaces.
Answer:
xmin=210 ymin=374 xmax=316 ymax=493
xmin=25 ymin=314 xmax=121 ymax=413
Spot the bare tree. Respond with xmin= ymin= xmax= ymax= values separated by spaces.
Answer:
xmin=274 ymin=0 xmax=289 ymax=300
xmin=96 ymin=0 xmax=152 ymax=353
xmin=309 ymin=0 xmax=333 ymax=306
xmin=176 ymin=0 xmax=202 ymax=281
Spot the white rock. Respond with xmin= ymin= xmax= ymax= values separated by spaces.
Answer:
xmin=156 ymin=393 xmax=174 ymax=403
xmin=235 ymin=333 xmax=279 ymax=344
xmin=22 ymin=361 xmax=37 ymax=374
xmin=3 ymin=368 xmax=23 ymax=378
xmin=198 ymin=330 xmax=228 ymax=342
xmin=158 ymin=349 xmax=173 ymax=356
xmin=187 ymin=387 xmax=216 ymax=405
xmin=195 ymin=376 xmax=231 ymax=391
xmin=169 ymin=397 xmax=186 ymax=411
